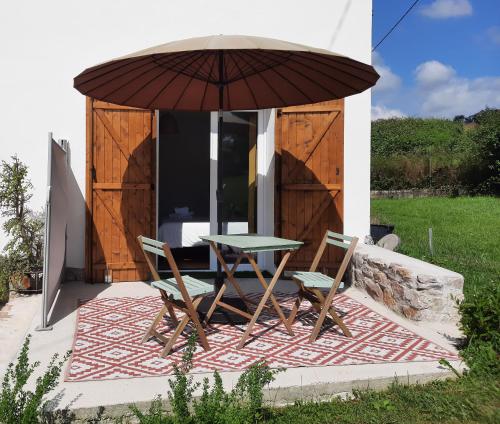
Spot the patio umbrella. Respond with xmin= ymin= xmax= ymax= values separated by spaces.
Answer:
xmin=74 ymin=34 xmax=379 ymax=286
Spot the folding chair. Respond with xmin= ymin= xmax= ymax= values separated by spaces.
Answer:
xmin=138 ymin=235 xmax=212 ymax=357
xmin=288 ymin=230 xmax=358 ymax=342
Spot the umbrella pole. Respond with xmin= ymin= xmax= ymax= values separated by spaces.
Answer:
xmin=207 ymin=51 xmax=247 ymax=323
xmin=216 ymin=104 xmax=223 ymax=288
xmin=215 ymin=51 xmax=224 ymax=289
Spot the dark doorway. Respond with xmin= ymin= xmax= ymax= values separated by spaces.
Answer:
xmin=157 ymin=110 xmax=211 ymax=270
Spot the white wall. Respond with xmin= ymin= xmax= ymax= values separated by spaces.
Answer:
xmin=0 ymin=0 xmax=372 ymax=268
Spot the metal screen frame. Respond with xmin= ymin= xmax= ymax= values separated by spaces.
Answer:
xmin=37 ymin=132 xmax=69 ymax=331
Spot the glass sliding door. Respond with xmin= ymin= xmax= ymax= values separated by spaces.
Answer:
xmin=157 ymin=110 xmax=261 ymax=271
xmin=157 ymin=111 xmax=211 ymax=270
xmin=219 ymin=111 xmax=258 ymax=264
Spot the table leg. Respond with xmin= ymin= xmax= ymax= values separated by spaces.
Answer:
xmin=204 ymin=254 xmax=253 ymax=323
xmin=208 ymin=241 xmax=251 ymax=309
xmin=237 ymin=251 xmax=293 ymax=349
xmin=245 ymin=253 xmax=294 ymax=335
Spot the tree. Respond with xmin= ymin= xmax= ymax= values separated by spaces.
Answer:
xmin=0 ymin=156 xmax=44 ymax=297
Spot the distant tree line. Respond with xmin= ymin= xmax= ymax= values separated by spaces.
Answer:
xmin=371 ymin=108 xmax=500 ymax=195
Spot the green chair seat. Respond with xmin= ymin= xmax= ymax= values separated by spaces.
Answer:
xmin=151 ymin=275 xmax=213 ymax=300
xmin=291 ymin=271 xmax=344 ymax=290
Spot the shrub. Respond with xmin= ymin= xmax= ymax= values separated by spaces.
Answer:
xmin=0 ymin=255 xmax=9 ymax=304
xmin=371 ymin=117 xmax=467 ymax=156
xmin=371 ymin=110 xmax=500 ymax=194
xmin=130 ymin=333 xmax=281 ymax=424
xmin=458 ymin=279 xmax=500 ymax=378
xmin=465 ymin=109 xmax=500 ymax=194
xmin=458 ymin=282 xmax=500 ymax=350
xmin=0 ymin=335 xmax=71 ymax=424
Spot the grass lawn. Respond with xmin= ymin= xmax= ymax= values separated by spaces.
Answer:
xmin=371 ymin=196 xmax=500 ymax=296
xmin=266 ymin=196 xmax=500 ymax=424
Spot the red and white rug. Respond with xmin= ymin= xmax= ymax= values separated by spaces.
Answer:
xmin=65 ymin=293 xmax=458 ymax=382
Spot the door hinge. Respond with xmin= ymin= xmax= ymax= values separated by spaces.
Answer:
xmin=151 ymin=183 xmax=155 ymax=190
xmin=336 ymin=167 xmax=340 ymax=176
xmin=91 ymin=166 xmax=96 ymax=181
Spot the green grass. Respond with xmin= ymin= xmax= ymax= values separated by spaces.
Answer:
xmin=371 ymin=196 xmax=500 ymax=296
xmin=268 ymin=377 xmax=499 ymax=424
xmin=264 ymin=196 xmax=500 ymax=424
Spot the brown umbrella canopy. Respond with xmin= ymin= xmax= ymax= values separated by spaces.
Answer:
xmin=74 ymin=35 xmax=379 ymax=110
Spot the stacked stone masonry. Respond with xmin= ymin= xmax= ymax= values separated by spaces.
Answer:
xmin=349 ymin=244 xmax=464 ymax=323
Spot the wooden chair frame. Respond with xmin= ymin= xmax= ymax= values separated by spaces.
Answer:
xmin=288 ymin=230 xmax=358 ymax=342
xmin=138 ymin=235 xmax=210 ymax=357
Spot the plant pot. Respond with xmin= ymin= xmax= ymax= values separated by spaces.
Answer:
xmin=370 ymin=224 xmax=395 ymax=244
xmin=10 ymin=270 xmax=43 ymax=293
xmin=26 ymin=270 xmax=43 ymax=292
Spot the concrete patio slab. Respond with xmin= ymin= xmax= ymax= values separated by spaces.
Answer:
xmin=1 ymin=279 xmax=465 ymax=413
xmin=0 ymin=293 xmax=41 ymax=376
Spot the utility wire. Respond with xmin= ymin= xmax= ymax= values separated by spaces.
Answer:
xmin=372 ymin=0 xmax=422 ymax=52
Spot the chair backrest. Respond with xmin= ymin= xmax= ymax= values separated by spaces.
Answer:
xmin=309 ymin=230 xmax=358 ymax=277
xmin=137 ymin=236 xmax=187 ymax=299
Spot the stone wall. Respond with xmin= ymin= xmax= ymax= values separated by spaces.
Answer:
xmin=370 ymin=188 xmax=468 ymax=199
xmin=350 ymin=244 xmax=464 ymax=323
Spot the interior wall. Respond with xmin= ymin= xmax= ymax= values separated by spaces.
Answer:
xmin=0 ymin=0 xmax=372 ymax=268
xmin=158 ymin=111 xmax=211 ymax=222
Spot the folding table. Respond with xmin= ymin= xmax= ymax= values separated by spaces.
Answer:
xmin=199 ymin=234 xmax=303 ymax=348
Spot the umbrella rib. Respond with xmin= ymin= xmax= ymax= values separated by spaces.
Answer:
xmin=97 ymin=52 xmax=198 ymax=104
xmin=296 ymin=51 xmax=378 ymax=85
xmin=109 ymin=51 xmax=202 ymax=106
xmin=199 ymin=53 xmax=218 ymax=111
xmin=308 ymin=52 xmax=378 ymax=78
xmin=78 ymin=50 xmax=197 ymax=87
xmin=260 ymin=50 xmax=361 ymax=94
xmin=171 ymin=51 xmax=214 ymax=109
xmin=225 ymin=53 xmax=242 ymax=82
xmin=86 ymin=61 xmax=162 ymax=99
xmin=75 ymin=56 xmax=155 ymax=87
xmin=76 ymin=55 xmax=150 ymax=79
xmin=152 ymin=51 xmax=218 ymax=83
xmin=251 ymin=50 xmax=342 ymax=98
xmin=224 ymin=53 xmax=233 ymax=110
xmin=79 ymin=51 xmax=195 ymax=96
xmin=222 ymin=51 xmax=292 ymax=84
xmin=243 ymin=50 xmax=315 ymax=104
xmin=232 ymin=51 xmax=287 ymax=106
xmin=228 ymin=52 xmax=260 ymax=109
xmin=144 ymin=51 xmax=207 ymax=109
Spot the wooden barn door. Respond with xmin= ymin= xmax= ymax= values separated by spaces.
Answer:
xmin=275 ymin=100 xmax=344 ymax=273
xmin=85 ymin=98 xmax=156 ymax=283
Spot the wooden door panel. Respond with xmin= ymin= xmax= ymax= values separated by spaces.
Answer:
xmin=275 ymin=100 xmax=344 ymax=272
xmin=86 ymin=98 xmax=155 ymax=283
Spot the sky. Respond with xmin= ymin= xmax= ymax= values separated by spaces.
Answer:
xmin=371 ymin=0 xmax=500 ymax=120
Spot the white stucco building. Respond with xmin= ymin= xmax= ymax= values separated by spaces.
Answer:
xmin=0 ymin=0 xmax=373 ymax=281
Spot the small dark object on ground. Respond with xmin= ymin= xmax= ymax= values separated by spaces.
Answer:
xmin=370 ymin=224 xmax=394 ymax=243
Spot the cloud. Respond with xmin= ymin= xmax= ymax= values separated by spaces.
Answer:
xmin=414 ymin=60 xmax=456 ymax=87
xmin=487 ymin=26 xmax=500 ymax=45
xmin=420 ymin=0 xmax=472 ymax=19
xmin=371 ymin=104 xmax=406 ymax=121
xmin=372 ymin=52 xmax=401 ymax=93
xmin=413 ymin=60 xmax=500 ymax=117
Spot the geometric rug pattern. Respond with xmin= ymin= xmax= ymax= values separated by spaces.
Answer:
xmin=65 ymin=293 xmax=458 ymax=382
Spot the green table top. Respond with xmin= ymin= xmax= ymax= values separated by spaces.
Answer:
xmin=199 ymin=234 xmax=303 ymax=253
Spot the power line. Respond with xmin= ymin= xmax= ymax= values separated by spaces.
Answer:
xmin=372 ymin=0 xmax=422 ymax=52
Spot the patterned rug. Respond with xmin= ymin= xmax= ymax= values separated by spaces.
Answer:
xmin=65 ymin=293 xmax=458 ymax=382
